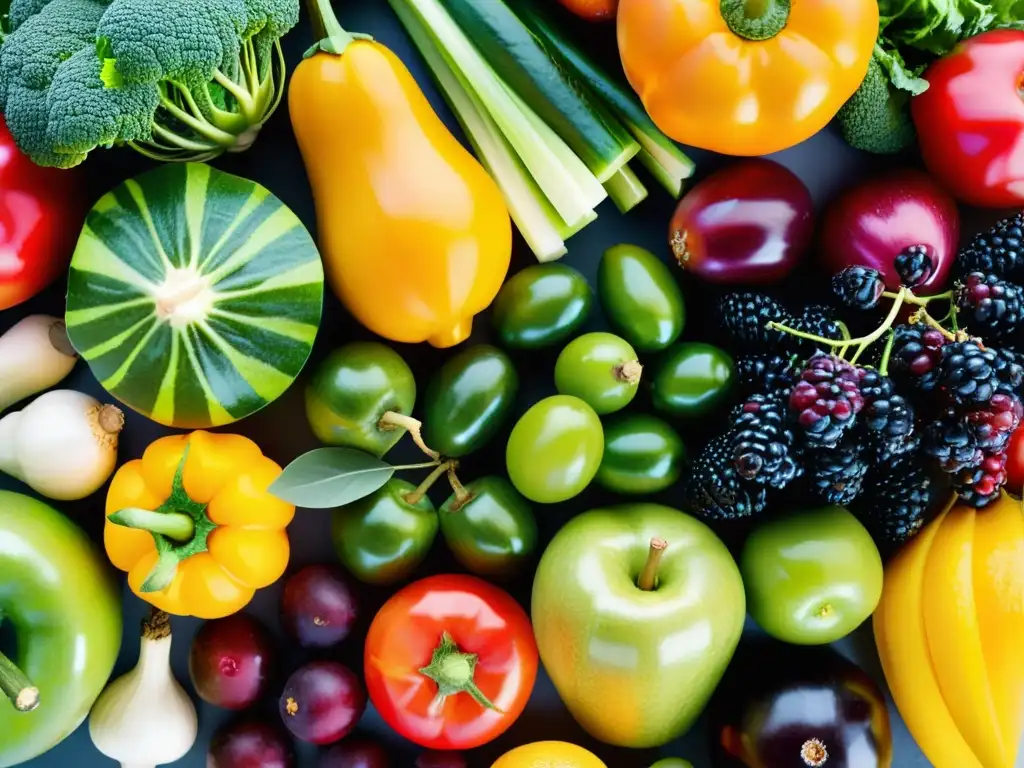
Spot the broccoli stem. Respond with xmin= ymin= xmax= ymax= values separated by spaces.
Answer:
xmin=305 ymin=0 xmax=372 ymax=57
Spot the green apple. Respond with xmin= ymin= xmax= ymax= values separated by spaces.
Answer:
xmin=532 ymin=503 xmax=746 ymax=749
xmin=740 ymin=505 xmax=883 ymax=645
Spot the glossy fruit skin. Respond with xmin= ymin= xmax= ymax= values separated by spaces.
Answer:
xmin=651 ymin=342 xmax=734 ymax=418
xmin=290 ymin=39 xmax=511 ymax=348
xmin=331 ymin=478 xmax=438 ymax=586
xmin=532 ymin=504 xmax=746 ymax=748
xmin=595 ymin=414 xmax=685 ymax=495
xmin=618 ymin=0 xmax=877 ymax=156
xmin=598 ymin=244 xmax=685 ymax=352
xmin=305 ymin=342 xmax=417 ymax=458
xmin=506 ymin=395 xmax=604 ymax=503
xmin=668 ymin=160 xmax=813 ymax=285
xmin=819 ymin=169 xmax=959 ymax=293
xmin=279 ymin=661 xmax=367 ymax=746
xmin=650 ymin=761 xmax=693 ymax=768
xmin=208 ymin=719 xmax=295 ymax=768
xmin=439 ymin=476 xmax=537 ymax=578
xmin=912 ymin=30 xmax=1024 ymax=208
xmin=557 ymin=0 xmax=617 ymax=22
xmin=874 ymin=492 xmax=1024 ymax=768
xmin=364 ymin=574 xmax=538 ymax=751
xmin=554 ymin=332 xmax=642 ymax=415
xmin=423 ymin=345 xmax=519 ymax=458
xmin=491 ymin=741 xmax=607 ymax=767
xmin=280 ymin=565 xmax=358 ymax=649
xmin=491 ymin=264 xmax=593 ymax=349
xmin=189 ymin=614 xmax=276 ymax=710
xmin=709 ymin=641 xmax=892 ymax=768
xmin=0 ymin=121 xmax=85 ymax=310
xmin=1006 ymin=425 xmax=1024 ymax=493
xmin=741 ymin=506 xmax=883 ymax=645
xmin=319 ymin=740 xmax=389 ymax=768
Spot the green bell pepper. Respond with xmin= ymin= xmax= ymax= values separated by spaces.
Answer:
xmin=0 ymin=491 xmax=122 ymax=767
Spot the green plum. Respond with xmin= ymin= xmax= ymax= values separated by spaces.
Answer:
xmin=740 ymin=505 xmax=884 ymax=645
xmin=506 ymin=395 xmax=603 ymax=504
xmin=650 ymin=761 xmax=694 ymax=768
xmin=596 ymin=414 xmax=685 ymax=495
xmin=305 ymin=342 xmax=418 ymax=458
xmin=598 ymin=243 xmax=686 ymax=352
xmin=651 ymin=342 xmax=734 ymax=418
xmin=330 ymin=478 xmax=438 ymax=585
xmin=491 ymin=264 xmax=593 ymax=349
xmin=422 ymin=345 xmax=518 ymax=458
xmin=439 ymin=475 xmax=537 ymax=578
xmin=554 ymin=332 xmax=642 ymax=415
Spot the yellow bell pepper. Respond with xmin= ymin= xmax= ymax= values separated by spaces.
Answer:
xmin=874 ymin=492 xmax=1024 ymax=768
xmin=104 ymin=431 xmax=294 ymax=619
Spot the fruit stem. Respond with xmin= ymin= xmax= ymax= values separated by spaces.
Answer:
xmin=446 ymin=468 xmax=475 ymax=512
xmin=910 ymin=308 xmax=959 ymax=341
xmin=878 ymin=331 xmax=896 ymax=377
xmin=637 ymin=537 xmax=668 ymax=591
xmin=419 ymin=631 xmax=502 ymax=715
xmin=849 ymin=288 xmax=908 ymax=365
xmin=378 ymin=411 xmax=441 ymax=460
xmin=615 ymin=360 xmax=643 ymax=384
xmin=0 ymin=648 xmax=38 ymax=712
xmin=107 ymin=507 xmax=195 ymax=542
xmin=882 ymin=289 xmax=953 ymax=307
xmin=402 ymin=461 xmax=455 ymax=505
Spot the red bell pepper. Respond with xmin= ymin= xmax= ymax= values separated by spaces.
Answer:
xmin=0 ymin=119 xmax=85 ymax=310
xmin=912 ymin=29 xmax=1024 ymax=209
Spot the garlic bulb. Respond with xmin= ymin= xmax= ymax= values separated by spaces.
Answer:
xmin=0 ymin=315 xmax=78 ymax=412
xmin=89 ymin=610 xmax=198 ymax=768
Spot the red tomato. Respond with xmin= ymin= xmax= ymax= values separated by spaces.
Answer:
xmin=912 ymin=30 xmax=1024 ymax=208
xmin=364 ymin=574 xmax=538 ymax=751
xmin=1006 ymin=425 xmax=1024 ymax=495
xmin=556 ymin=0 xmax=618 ymax=22
xmin=0 ymin=119 xmax=85 ymax=310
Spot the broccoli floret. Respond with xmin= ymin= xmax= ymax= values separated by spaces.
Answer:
xmin=0 ymin=0 xmax=298 ymax=168
xmin=835 ymin=54 xmax=917 ymax=156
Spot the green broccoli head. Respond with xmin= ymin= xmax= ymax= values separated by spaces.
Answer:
xmin=835 ymin=54 xmax=917 ymax=156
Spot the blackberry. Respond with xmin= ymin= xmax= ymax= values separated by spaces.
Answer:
xmin=955 ymin=212 xmax=1024 ymax=280
xmin=855 ymin=459 xmax=933 ymax=548
xmin=685 ymin=433 xmax=768 ymax=521
xmin=894 ymin=245 xmax=934 ymax=288
xmin=993 ymin=347 xmax=1024 ymax=396
xmin=955 ymin=272 xmax=1024 ymax=343
xmin=889 ymin=324 xmax=947 ymax=392
xmin=787 ymin=353 xmax=865 ymax=448
xmin=965 ymin=393 xmax=1023 ymax=451
xmin=953 ymin=451 xmax=1007 ymax=508
xmin=867 ymin=429 xmax=921 ymax=467
xmin=937 ymin=340 xmax=999 ymax=407
xmin=734 ymin=354 xmax=799 ymax=399
xmin=715 ymin=292 xmax=790 ymax=351
xmin=833 ymin=266 xmax=885 ymax=309
xmin=923 ymin=410 xmax=983 ymax=473
xmin=729 ymin=395 xmax=801 ymax=490
xmin=807 ymin=443 xmax=869 ymax=505
xmin=858 ymin=370 xmax=916 ymax=454
xmin=789 ymin=304 xmax=844 ymax=356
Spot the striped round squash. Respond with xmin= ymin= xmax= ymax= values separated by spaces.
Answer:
xmin=65 ymin=163 xmax=324 ymax=428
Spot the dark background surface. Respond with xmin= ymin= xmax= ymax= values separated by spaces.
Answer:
xmin=2 ymin=1 xmax=1012 ymax=766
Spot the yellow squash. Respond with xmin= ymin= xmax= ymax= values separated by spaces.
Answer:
xmin=289 ymin=0 xmax=512 ymax=348
xmin=874 ymin=492 xmax=1024 ymax=768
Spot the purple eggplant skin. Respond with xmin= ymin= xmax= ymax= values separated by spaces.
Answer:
xmin=708 ymin=640 xmax=892 ymax=768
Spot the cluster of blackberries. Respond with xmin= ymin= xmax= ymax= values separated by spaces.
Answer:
xmin=954 ymin=213 xmax=1024 ymax=345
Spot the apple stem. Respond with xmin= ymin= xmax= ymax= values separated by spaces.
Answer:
xmin=637 ymin=537 xmax=668 ymax=591
xmin=0 ymin=648 xmax=38 ymax=712
xmin=419 ymin=631 xmax=503 ymax=715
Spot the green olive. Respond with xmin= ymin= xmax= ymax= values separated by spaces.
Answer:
xmin=651 ymin=342 xmax=734 ymax=418
xmin=491 ymin=264 xmax=592 ymax=349
xmin=598 ymin=243 xmax=686 ymax=352
xmin=595 ymin=413 xmax=686 ymax=495
xmin=554 ymin=332 xmax=641 ymax=415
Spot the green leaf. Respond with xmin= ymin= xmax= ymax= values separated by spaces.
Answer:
xmin=269 ymin=448 xmax=396 ymax=509
xmin=875 ymin=44 xmax=930 ymax=96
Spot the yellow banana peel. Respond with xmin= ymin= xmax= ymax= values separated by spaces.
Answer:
xmin=874 ymin=492 xmax=1024 ymax=768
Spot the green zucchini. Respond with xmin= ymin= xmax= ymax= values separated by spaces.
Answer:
xmin=517 ymin=1 xmax=695 ymax=197
xmin=438 ymin=0 xmax=639 ymax=183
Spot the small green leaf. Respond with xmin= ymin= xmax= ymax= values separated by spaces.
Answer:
xmin=269 ymin=448 xmax=396 ymax=508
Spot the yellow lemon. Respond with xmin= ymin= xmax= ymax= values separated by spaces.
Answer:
xmin=490 ymin=741 xmax=607 ymax=768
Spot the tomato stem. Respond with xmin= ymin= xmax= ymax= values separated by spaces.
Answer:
xmin=0 ymin=648 xmax=39 ymax=712
xmin=637 ymin=537 xmax=668 ymax=591
xmin=403 ymin=461 xmax=455 ymax=505
xmin=720 ymin=0 xmax=791 ymax=41
xmin=379 ymin=411 xmax=441 ymax=460
xmin=419 ymin=631 xmax=502 ymax=714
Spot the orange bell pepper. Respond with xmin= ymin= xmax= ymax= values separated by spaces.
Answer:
xmin=617 ymin=0 xmax=879 ymax=156
xmin=874 ymin=492 xmax=1024 ymax=768
xmin=104 ymin=431 xmax=294 ymax=619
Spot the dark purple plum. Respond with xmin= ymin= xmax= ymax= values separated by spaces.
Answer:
xmin=280 ymin=564 xmax=358 ymax=648
xmin=189 ymin=613 xmax=275 ymax=710
xmin=279 ymin=661 xmax=366 ymax=745
xmin=208 ymin=719 xmax=294 ymax=768
xmin=319 ymin=739 xmax=389 ymax=768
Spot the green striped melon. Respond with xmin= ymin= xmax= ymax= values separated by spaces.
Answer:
xmin=65 ymin=163 xmax=324 ymax=428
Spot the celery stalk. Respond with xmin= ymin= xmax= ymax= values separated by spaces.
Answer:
xmin=389 ymin=0 xmax=601 ymax=230
xmin=389 ymin=0 xmax=569 ymax=261
xmin=604 ymin=166 xmax=648 ymax=213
